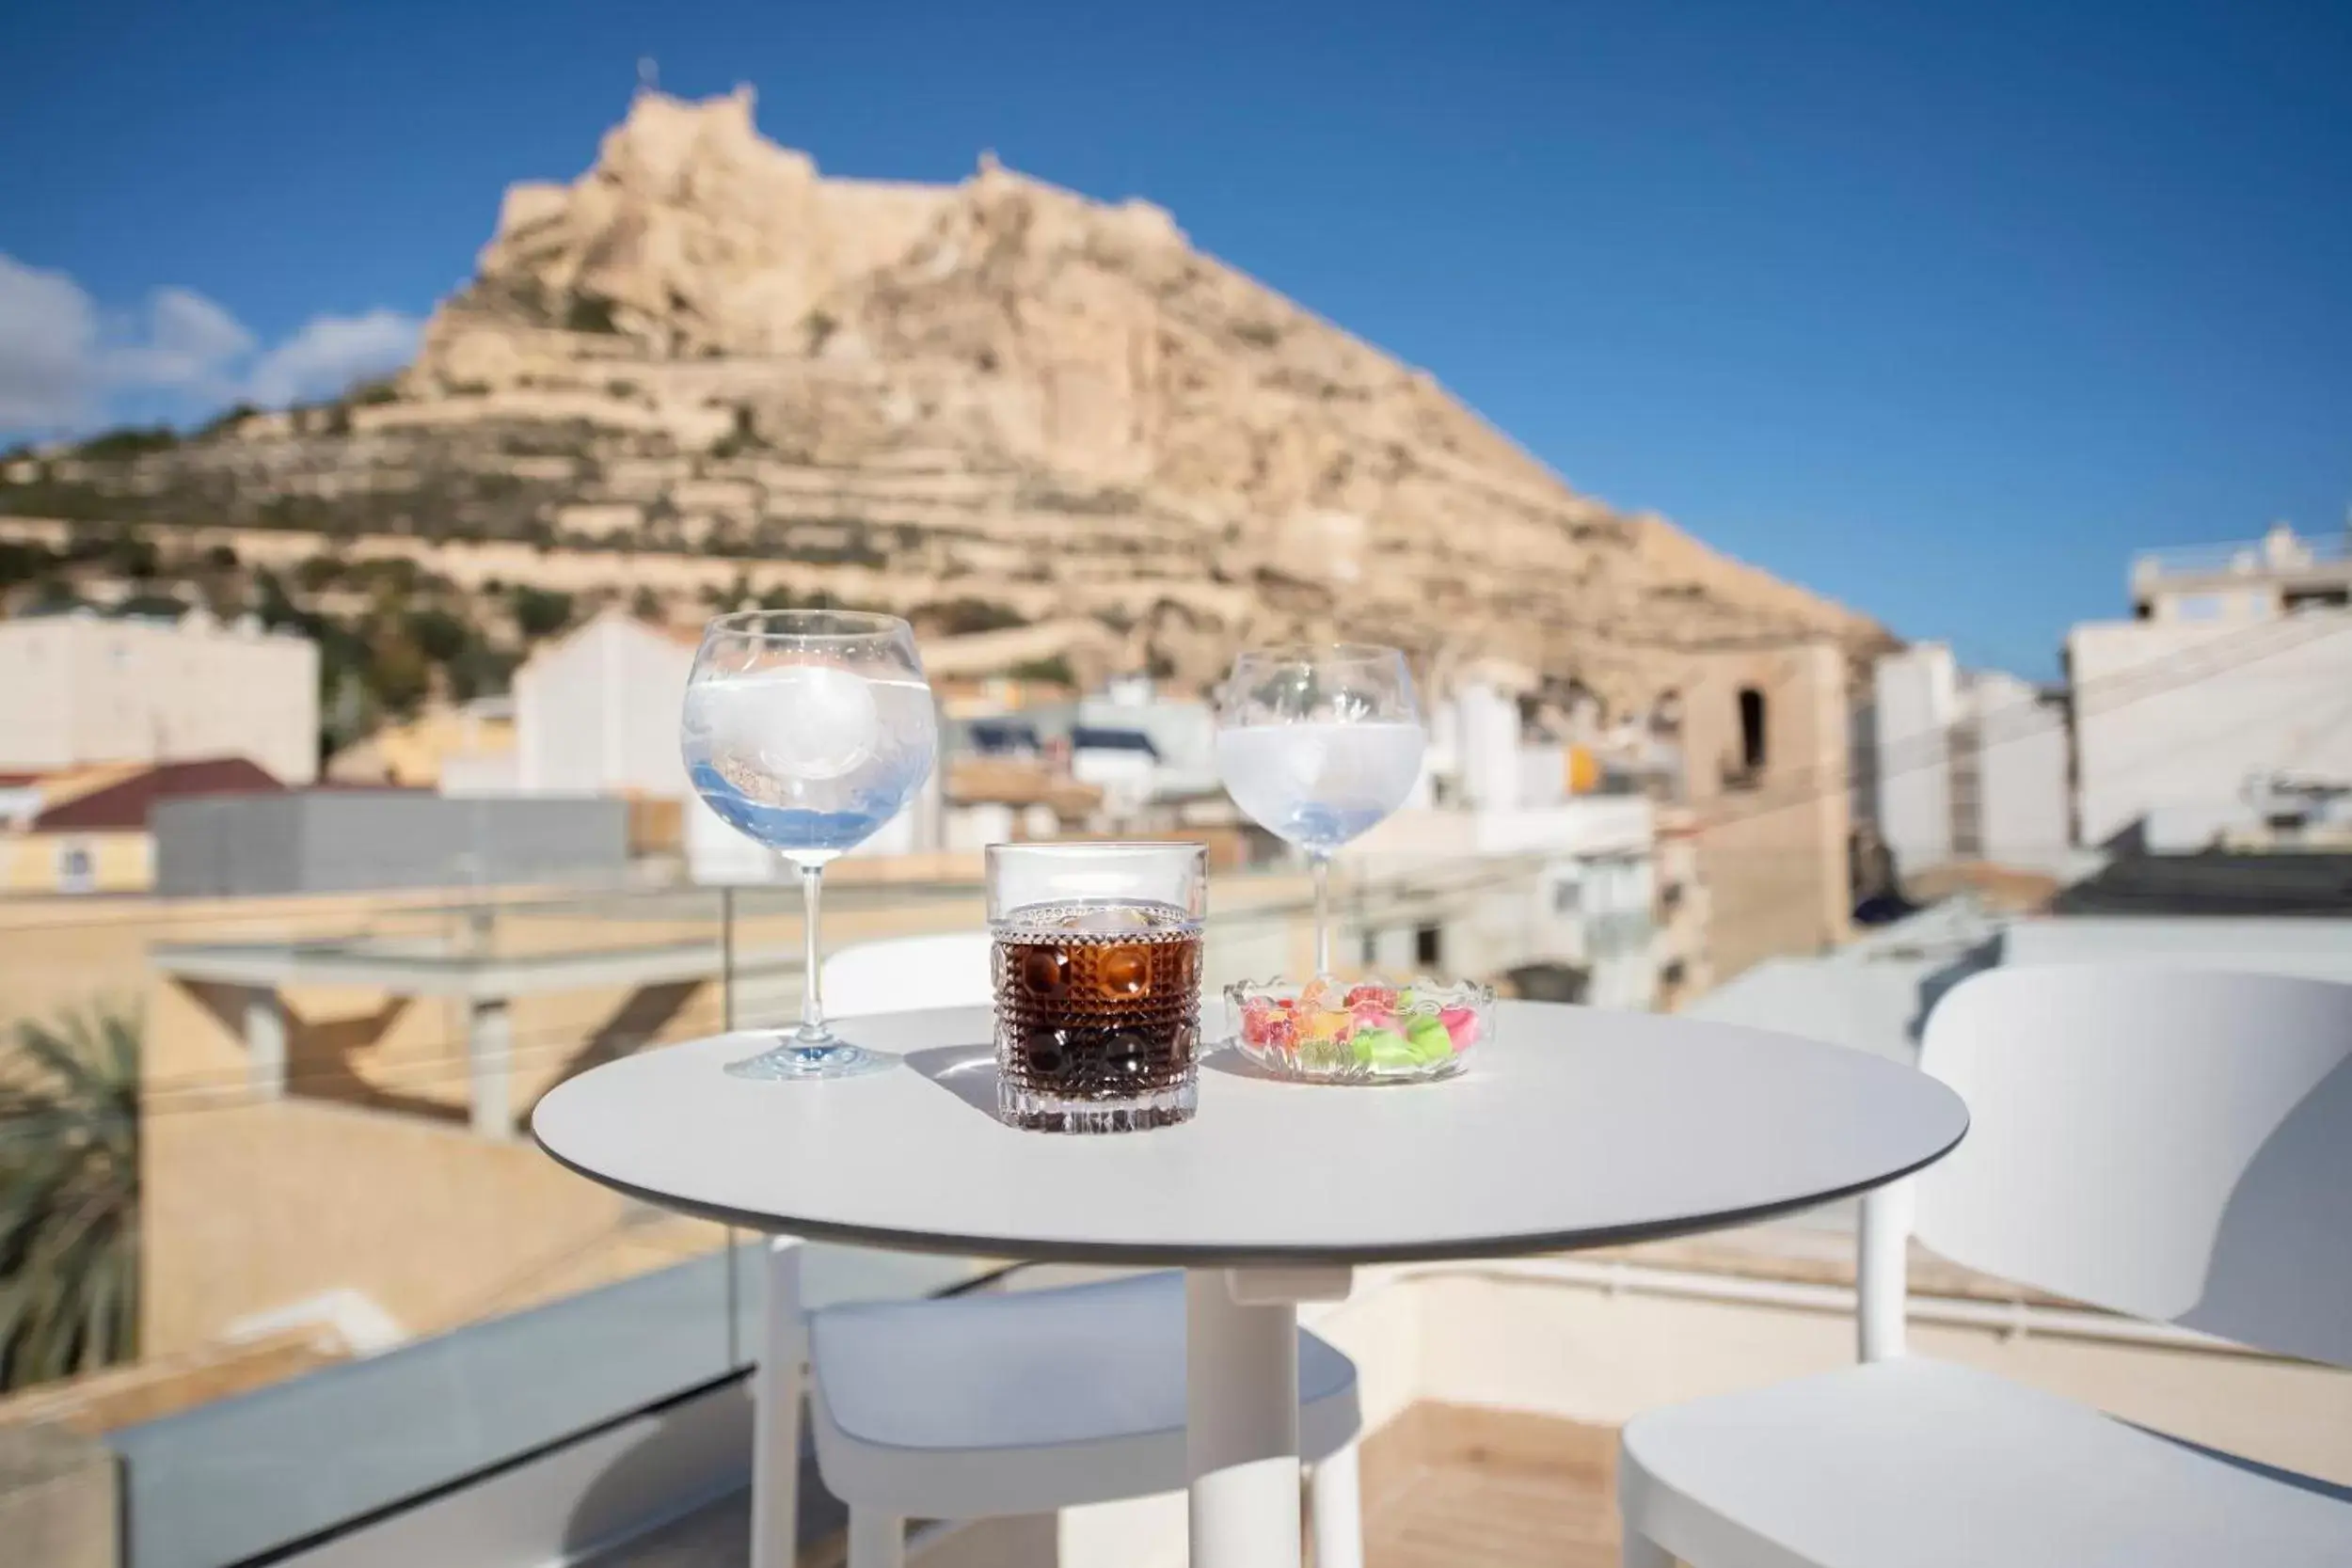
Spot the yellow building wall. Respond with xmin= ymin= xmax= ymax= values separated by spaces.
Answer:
xmin=1673 ymin=642 xmax=1852 ymax=985
xmin=327 ymin=709 xmax=516 ymax=788
xmin=1 ymin=832 xmax=154 ymax=895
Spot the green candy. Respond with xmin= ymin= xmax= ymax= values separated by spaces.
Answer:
xmin=1406 ymin=1017 xmax=1454 ymax=1063
xmin=1350 ymin=1027 xmax=1416 ymax=1069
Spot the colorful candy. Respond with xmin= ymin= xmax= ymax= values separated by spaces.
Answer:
xmin=1349 ymin=1027 xmax=1418 ymax=1068
xmin=1406 ymin=1015 xmax=1454 ymax=1063
xmin=1237 ymin=980 xmax=1485 ymax=1076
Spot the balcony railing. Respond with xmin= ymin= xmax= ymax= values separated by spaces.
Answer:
xmin=2132 ymin=532 xmax=2351 ymax=585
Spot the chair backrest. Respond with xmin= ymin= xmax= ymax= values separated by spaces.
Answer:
xmin=820 ymin=931 xmax=994 ymax=1019
xmin=1903 ymin=963 xmax=2352 ymax=1368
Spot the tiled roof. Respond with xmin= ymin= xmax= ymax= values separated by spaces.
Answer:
xmin=32 ymin=757 xmax=287 ymax=833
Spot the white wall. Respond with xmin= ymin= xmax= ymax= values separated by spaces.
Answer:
xmin=1357 ymin=798 xmax=1654 ymax=861
xmin=0 ymin=613 xmax=320 ymax=784
xmin=1871 ymin=649 xmax=2074 ymax=876
xmin=1568 ymin=852 xmax=1661 ymax=1010
xmin=1968 ymin=671 xmax=2074 ymax=871
xmin=1420 ymin=696 xmax=1459 ymax=806
xmin=1070 ymin=747 xmax=1156 ymax=817
xmin=1456 ymin=682 xmax=1519 ymax=810
xmin=943 ymin=801 xmax=1017 ymax=853
xmin=0 ymin=621 xmax=72 ymax=773
xmin=514 ymin=613 xmax=694 ymax=799
xmin=1076 ymin=695 xmax=1216 ymax=795
xmin=2068 ymin=611 xmax=2352 ymax=848
xmin=1518 ymin=744 xmax=1566 ymax=808
xmin=1872 ymin=644 xmax=1958 ymax=877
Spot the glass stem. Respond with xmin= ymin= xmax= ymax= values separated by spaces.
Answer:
xmin=1311 ymin=851 xmax=1332 ymax=977
xmin=796 ymin=861 xmax=827 ymax=1049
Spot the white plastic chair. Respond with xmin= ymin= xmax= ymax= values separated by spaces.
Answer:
xmin=745 ymin=933 xmax=1367 ymax=1568
xmin=1617 ymin=965 xmax=2352 ymax=1568
xmin=819 ymin=930 xmax=999 ymax=1017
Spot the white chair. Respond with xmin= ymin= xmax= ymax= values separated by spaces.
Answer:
xmin=746 ymin=933 xmax=1367 ymax=1568
xmin=1617 ymin=965 xmax=2352 ymax=1568
xmin=819 ymin=930 xmax=998 ymax=1016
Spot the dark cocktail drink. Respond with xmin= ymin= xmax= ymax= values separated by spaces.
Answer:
xmin=986 ymin=846 xmax=1208 ymax=1133
xmin=993 ymin=902 xmax=1202 ymax=1130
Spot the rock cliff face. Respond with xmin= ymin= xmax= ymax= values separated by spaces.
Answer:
xmin=22 ymin=87 xmax=1892 ymax=705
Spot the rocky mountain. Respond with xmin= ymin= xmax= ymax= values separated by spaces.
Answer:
xmin=2 ymin=87 xmax=1890 ymax=708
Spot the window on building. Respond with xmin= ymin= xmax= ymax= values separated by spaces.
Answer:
xmin=1551 ymin=879 xmax=1581 ymax=916
xmin=1722 ymin=685 xmax=1769 ymax=791
xmin=1414 ymin=923 xmax=1442 ymax=967
xmin=1359 ymin=928 xmax=1378 ymax=966
xmin=56 ymin=842 xmax=95 ymax=894
xmin=1737 ymin=687 xmax=1768 ymax=772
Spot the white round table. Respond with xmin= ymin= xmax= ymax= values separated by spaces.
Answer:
xmin=534 ymin=1001 xmax=1967 ymax=1568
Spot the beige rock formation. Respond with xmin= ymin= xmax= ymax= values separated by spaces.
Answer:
xmin=30 ymin=87 xmax=1894 ymax=710
xmin=412 ymin=88 xmax=1888 ymax=704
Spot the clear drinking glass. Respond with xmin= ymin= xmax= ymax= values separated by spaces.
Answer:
xmin=1215 ymin=644 xmax=1426 ymax=977
xmin=987 ymin=843 xmax=1208 ymax=1132
xmin=681 ymin=610 xmax=938 ymax=1080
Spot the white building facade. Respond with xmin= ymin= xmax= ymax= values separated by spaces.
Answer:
xmin=512 ymin=611 xmax=698 ymax=800
xmin=0 ymin=610 xmax=320 ymax=784
xmin=1077 ymin=677 xmax=1218 ymax=797
xmin=2073 ymin=524 xmax=2352 ymax=849
xmin=1870 ymin=644 xmax=2071 ymax=878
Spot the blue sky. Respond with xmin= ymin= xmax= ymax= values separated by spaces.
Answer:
xmin=4 ymin=1 xmax=2347 ymax=674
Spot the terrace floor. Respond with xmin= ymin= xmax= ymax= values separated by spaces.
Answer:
xmin=1361 ymin=1403 xmax=1621 ymax=1568
xmin=602 ymin=1401 xmax=1621 ymax=1568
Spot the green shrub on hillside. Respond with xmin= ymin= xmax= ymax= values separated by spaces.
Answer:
xmin=511 ymin=585 xmax=575 ymax=640
xmin=74 ymin=425 xmax=179 ymax=461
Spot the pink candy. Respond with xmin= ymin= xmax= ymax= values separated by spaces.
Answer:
xmin=1438 ymin=1006 xmax=1481 ymax=1050
xmin=1240 ymin=997 xmax=1299 ymax=1053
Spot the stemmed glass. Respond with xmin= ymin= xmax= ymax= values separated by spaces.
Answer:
xmin=1215 ymin=644 xmax=1427 ymax=976
xmin=681 ymin=610 xmax=938 ymax=1079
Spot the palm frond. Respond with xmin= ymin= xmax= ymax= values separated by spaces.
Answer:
xmin=0 ymin=999 xmax=142 ymax=1390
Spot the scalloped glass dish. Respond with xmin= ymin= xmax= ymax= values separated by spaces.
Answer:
xmin=1225 ymin=976 xmax=1492 ymax=1084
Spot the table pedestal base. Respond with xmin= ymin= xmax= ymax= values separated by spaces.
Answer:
xmin=1185 ymin=1266 xmax=1352 ymax=1568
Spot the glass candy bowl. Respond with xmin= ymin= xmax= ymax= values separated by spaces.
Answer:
xmin=1226 ymin=977 xmax=1492 ymax=1083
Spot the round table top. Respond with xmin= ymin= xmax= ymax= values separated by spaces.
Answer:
xmin=532 ymin=1002 xmax=1968 ymax=1267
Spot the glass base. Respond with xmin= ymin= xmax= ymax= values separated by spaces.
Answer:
xmin=724 ymin=1035 xmax=892 ymax=1081
xmin=996 ymin=1075 xmax=1197 ymax=1133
